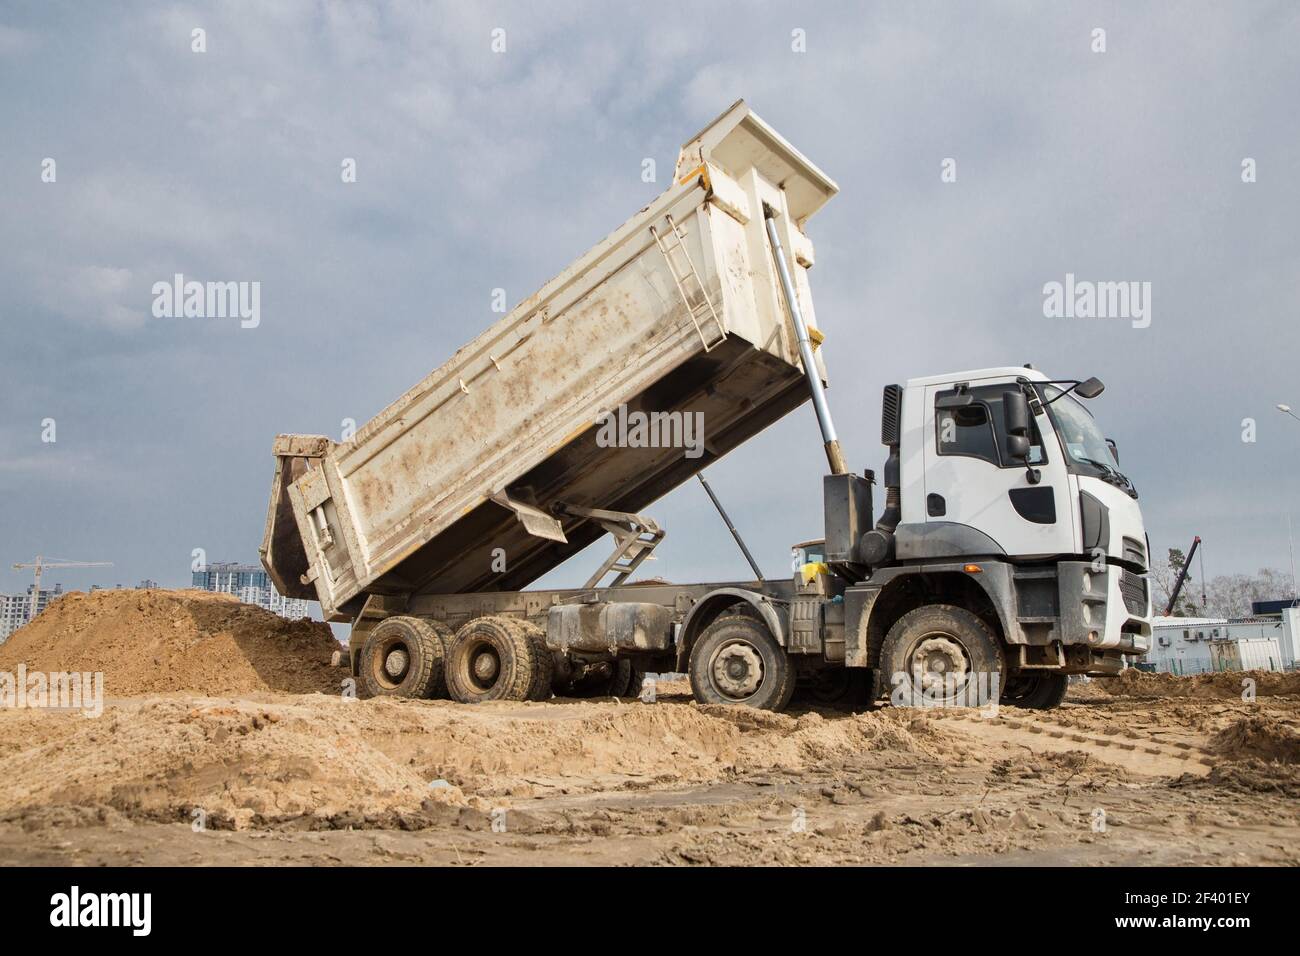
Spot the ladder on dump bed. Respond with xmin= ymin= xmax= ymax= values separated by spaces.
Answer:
xmin=650 ymin=213 xmax=728 ymax=351
xmin=556 ymin=503 xmax=666 ymax=589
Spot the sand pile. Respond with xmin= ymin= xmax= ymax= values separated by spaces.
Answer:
xmin=0 ymin=698 xmax=458 ymax=830
xmin=1098 ymin=668 xmax=1300 ymax=699
xmin=1211 ymin=714 xmax=1300 ymax=764
xmin=0 ymin=694 xmax=942 ymax=829
xmin=0 ymin=589 xmax=341 ymax=697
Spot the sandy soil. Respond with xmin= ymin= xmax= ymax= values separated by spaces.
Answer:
xmin=1 ymin=685 xmax=1297 ymax=866
xmin=0 ymin=591 xmax=1297 ymax=866
xmin=0 ymin=589 xmax=340 ymax=697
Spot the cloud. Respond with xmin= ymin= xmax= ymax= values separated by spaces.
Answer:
xmin=0 ymin=23 xmax=37 ymax=57
xmin=1 ymin=1 xmax=1298 ymax=596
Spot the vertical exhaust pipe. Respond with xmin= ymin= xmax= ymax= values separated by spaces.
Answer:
xmin=765 ymin=204 xmax=848 ymax=476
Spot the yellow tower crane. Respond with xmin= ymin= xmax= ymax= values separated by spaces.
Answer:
xmin=10 ymin=556 xmax=114 ymax=621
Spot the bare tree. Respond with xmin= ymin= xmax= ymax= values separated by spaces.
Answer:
xmin=1200 ymin=567 xmax=1292 ymax=618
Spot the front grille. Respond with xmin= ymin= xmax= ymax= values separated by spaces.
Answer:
xmin=1122 ymin=536 xmax=1147 ymax=568
xmin=1119 ymin=570 xmax=1148 ymax=615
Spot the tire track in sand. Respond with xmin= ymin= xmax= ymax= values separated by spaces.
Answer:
xmin=925 ymin=708 xmax=1214 ymax=777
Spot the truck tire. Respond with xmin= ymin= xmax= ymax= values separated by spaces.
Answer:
xmin=1001 ymin=671 xmax=1068 ymax=710
xmin=425 ymin=619 xmax=454 ymax=699
xmin=563 ymin=659 xmax=633 ymax=698
xmin=797 ymin=668 xmax=870 ymax=712
xmin=445 ymin=616 xmax=544 ymax=704
xmin=875 ymin=605 xmax=1003 ymax=708
xmin=626 ymin=663 xmax=649 ymax=699
xmin=688 ymin=613 xmax=794 ymax=712
xmin=358 ymin=616 xmax=446 ymax=700
xmin=505 ymin=619 xmax=554 ymax=702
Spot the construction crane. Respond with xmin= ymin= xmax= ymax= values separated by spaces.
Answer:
xmin=1163 ymin=536 xmax=1202 ymax=617
xmin=11 ymin=556 xmax=113 ymax=621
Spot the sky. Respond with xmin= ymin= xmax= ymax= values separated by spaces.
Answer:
xmin=2 ymin=1 xmax=1299 ymax=608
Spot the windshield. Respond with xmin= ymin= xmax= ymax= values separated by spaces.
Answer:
xmin=1040 ymin=385 xmax=1135 ymax=496
xmin=1044 ymin=387 xmax=1111 ymax=467
xmin=793 ymin=541 xmax=825 ymax=566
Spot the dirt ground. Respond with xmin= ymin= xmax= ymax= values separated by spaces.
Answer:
xmin=0 ymin=591 xmax=1297 ymax=866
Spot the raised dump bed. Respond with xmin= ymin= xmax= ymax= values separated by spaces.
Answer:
xmin=262 ymin=100 xmax=838 ymax=621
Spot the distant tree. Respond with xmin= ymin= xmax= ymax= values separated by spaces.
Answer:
xmin=1200 ymin=567 xmax=1293 ymax=618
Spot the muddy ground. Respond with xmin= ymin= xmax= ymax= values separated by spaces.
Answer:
xmin=0 ymin=591 xmax=1297 ymax=866
xmin=1 ymin=683 xmax=1298 ymax=866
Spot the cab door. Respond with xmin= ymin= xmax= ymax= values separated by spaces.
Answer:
xmin=922 ymin=380 xmax=1076 ymax=559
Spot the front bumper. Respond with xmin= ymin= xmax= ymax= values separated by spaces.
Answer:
xmin=1003 ymin=560 xmax=1151 ymax=656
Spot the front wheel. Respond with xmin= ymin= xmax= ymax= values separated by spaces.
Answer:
xmin=875 ymin=605 xmax=1004 ymax=708
xmin=688 ymin=613 xmax=794 ymax=712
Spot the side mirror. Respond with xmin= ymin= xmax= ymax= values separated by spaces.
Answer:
xmin=1002 ymin=390 xmax=1040 ymax=483
xmin=1075 ymin=376 xmax=1105 ymax=399
xmin=1106 ymin=438 xmax=1120 ymax=464
xmin=1003 ymin=389 xmax=1029 ymax=443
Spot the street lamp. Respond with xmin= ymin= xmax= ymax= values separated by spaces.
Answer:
xmin=1276 ymin=404 xmax=1300 ymax=599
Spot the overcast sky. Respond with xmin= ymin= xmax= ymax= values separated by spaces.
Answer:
xmin=2 ymin=1 xmax=1299 ymax=607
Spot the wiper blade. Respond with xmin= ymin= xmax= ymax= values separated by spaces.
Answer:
xmin=1077 ymin=456 xmax=1137 ymax=495
xmin=1078 ymin=456 xmax=1118 ymax=477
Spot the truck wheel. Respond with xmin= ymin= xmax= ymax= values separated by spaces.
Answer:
xmin=426 ymin=620 xmax=454 ymax=699
xmin=797 ymin=668 xmax=870 ymax=711
xmin=876 ymin=605 xmax=1003 ymax=708
xmin=358 ymin=616 xmax=445 ymax=699
xmin=689 ymin=613 xmax=794 ymax=712
xmin=445 ymin=616 xmax=544 ymax=704
xmin=1001 ymin=671 xmax=1068 ymax=709
xmin=505 ymin=619 xmax=554 ymax=702
xmin=564 ymin=659 xmax=633 ymax=698
xmin=627 ymin=663 xmax=649 ymax=699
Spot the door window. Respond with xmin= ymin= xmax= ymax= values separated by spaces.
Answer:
xmin=936 ymin=400 xmax=998 ymax=465
xmin=935 ymin=386 xmax=1047 ymax=467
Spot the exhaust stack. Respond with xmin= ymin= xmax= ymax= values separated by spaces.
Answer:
xmin=860 ymin=384 xmax=903 ymax=565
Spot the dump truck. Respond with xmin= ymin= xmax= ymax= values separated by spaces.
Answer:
xmin=261 ymin=100 xmax=1152 ymax=711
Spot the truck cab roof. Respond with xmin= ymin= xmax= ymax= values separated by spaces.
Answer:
xmin=904 ymin=366 xmax=1050 ymax=389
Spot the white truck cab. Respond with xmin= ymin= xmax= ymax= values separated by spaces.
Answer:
xmin=834 ymin=366 xmax=1152 ymax=709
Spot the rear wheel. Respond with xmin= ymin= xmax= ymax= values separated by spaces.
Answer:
xmin=358 ymin=616 xmax=446 ymax=699
xmin=796 ymin=668 xmax=870 ymax=711
xmin=1001 ymin=670 xmax=1068 ymax=709
xmin=505 ymin=619 xmax=554 ymax=702
xmin=876 ymin=605 xmax=1003 ymax=708
xmin=626 ymin=663 xmax=650 ymax=699
xmin=561 ymin=658 xmax=635 ymax=698
xmin=445 ymin=616 xmax=546 ymax=704
xmin=688 ymin=613 xmax=794 ymax=712
xmin=425 ymin=620 xmax=454 ymax=699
